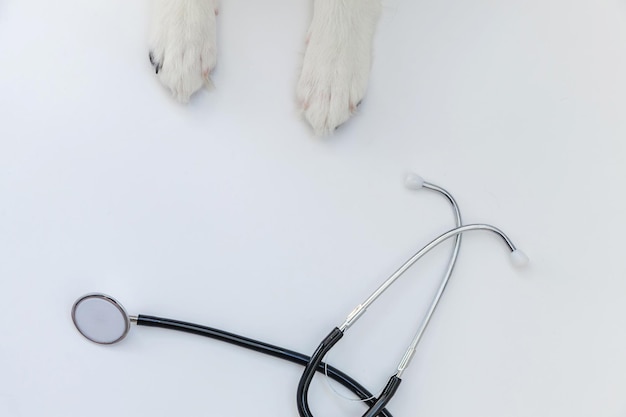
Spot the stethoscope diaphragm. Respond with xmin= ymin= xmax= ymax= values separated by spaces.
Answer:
xmin=71 ymin=293 xmax=131 ymax=344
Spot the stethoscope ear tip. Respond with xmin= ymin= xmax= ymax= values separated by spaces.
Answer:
xmin=404 ymin=173 xmax=425 ymax=190
xmin=510 ymin=249 xmax=530 ymax=268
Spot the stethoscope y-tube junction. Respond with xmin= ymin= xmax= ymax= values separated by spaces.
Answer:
xmin=296 ymin=327 xmax=402 ymax=417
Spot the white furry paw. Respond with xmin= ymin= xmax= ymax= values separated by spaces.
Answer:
xmin=149 ymin=0 xmax=218 ymax=102
xmin=297 ymin=0 xmax=382 ymax=135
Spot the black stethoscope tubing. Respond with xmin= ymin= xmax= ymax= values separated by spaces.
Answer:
xmin=136 ymin=314 xmax=394 ymax=417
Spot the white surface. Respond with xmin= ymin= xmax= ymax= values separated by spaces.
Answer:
xmin=1 ymin=1 xmax=625 ymax=416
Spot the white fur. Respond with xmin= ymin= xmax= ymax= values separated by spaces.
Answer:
xmin=149 ymin=0 xmax=218 ymax=102
xmin=297 ymin=0 xmax=382 ymax=135
xmin=149 ymin=0 xmax=381 ymax=135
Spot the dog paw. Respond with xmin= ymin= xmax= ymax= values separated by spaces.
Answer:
xmin=296 ymin=0 xmax=382 ymax=135
xmin=149 ymin=0 xmax=218 ymax=102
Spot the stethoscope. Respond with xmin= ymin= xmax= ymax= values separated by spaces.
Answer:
xmin=71 ymin=174 xmax=528 ymax=417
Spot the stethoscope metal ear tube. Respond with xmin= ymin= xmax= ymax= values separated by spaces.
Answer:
xmin=296 ymin=223 xmax=527 ymax=417
xmin=389 ymin=178 xmax=463 ymax=377
xmin=339 ymin=224 xmax=525 ymax=331
xmin=339 ymin=224 xmax=520 ymax=332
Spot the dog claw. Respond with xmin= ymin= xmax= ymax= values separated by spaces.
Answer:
xmin=148 ymin=51 xmax=162 ymax=74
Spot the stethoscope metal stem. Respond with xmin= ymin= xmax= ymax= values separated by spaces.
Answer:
xmin=396 ymin=181 xmax=462 ymax=376
xmin=340 ymin=223 xmax=518 ymax=333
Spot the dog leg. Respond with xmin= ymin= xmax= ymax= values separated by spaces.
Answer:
xmin=149 ymin=0 xmax=219 ymax=102
xmin=297 ymin=0 xmax=382 ymax=135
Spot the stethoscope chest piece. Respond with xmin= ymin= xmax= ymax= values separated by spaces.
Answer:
xmin=71 ymin=293 xmax=131 ymax=344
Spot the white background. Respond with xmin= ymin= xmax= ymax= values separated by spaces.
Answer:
xmin=1 ymin=0 xmax=625 ymax=416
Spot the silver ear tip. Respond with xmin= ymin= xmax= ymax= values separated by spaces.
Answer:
xmin=404 ymin=173 xmax=425 ymax=190
xmin=71 ymin=293 xmax=131 ymax=345
xmin=510 ymin=249 xmax=529 ymax=268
